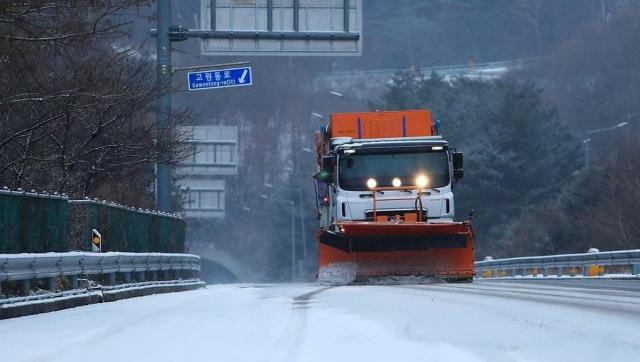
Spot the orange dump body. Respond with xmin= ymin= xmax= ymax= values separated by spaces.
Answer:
xmin=330 ymin=110 xmax=434 ymax=139
xmin=318 ymin=221 xmax=474 ymax=282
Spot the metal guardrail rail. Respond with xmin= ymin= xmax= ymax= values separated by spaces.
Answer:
xmin=475 ymin=249 xmax=640 ymax=278
xmin=0 ymin=252 xmax=200 ymax=298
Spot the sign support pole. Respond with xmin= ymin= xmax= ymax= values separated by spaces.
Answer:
xmin=156 ymin=0 xmax=173 ymax=212
xmin=151 ymin=0 xmax=360 ymax=212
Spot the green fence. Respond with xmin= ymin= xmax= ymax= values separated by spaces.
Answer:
xmin=0 ymin=190 xmax=185 ymax=253
xmin=68 ymin=200 xmax=185 ymax=253
xmin=0 ymin=189 xmax=69 ymax=253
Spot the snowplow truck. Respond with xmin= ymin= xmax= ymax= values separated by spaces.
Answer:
xmin=313 ymin=110 xmax=474 ymax=284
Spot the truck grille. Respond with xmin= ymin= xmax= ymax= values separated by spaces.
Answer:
xmin=364 ymin=209 xmax=427 ymax=221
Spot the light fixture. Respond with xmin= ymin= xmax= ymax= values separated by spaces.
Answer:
xmin=432 ymin=146 xmax=443 ymax=151
xmin=392 ymin=178 xmax=402 ymax=187
xmin=415 ymin=175 xmax=429 ymax=189
xmin=366 ymin=178 xmax=377 ymax=189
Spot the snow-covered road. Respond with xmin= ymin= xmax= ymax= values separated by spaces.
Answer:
xmin=2 ymin=280 xmax=639 ymax=362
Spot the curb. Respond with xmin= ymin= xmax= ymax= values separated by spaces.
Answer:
xmin=0 ymin=281 xmax=206 ymax=320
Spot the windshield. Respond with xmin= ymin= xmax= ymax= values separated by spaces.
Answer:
xmin=338 ymin=151 xmax=449 ymax=191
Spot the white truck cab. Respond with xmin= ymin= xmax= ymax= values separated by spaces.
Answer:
xmin=316 ymin=136 xmax=464 ymax=229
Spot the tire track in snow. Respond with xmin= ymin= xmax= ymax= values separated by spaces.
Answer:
xmin=267 ymin=286 xmax=336 ymax=362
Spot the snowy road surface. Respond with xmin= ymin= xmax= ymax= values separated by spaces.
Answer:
xmin=1 ymin=280 xmax=639 ymax=362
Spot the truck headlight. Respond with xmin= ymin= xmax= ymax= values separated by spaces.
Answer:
xmin=366 ymin=178 xmax=377 ymax=189
xmin=392 ymin=178 xmax=402 ymax=187
xmin=415 ymin=175 xmax=429 ymax=189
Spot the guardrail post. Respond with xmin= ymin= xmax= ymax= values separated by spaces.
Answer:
xmin=68 ymin=275 xmax=79 ymax=289
xmin=46 ymin=277 xmax=57 ymax=291
xmin=149 ymin=271 xmax=158 ymax=281
xmin=137 ymin=271 xmax=146 ymax=282
xmin=0 ymin=281 xmax=3 ymax=296
xmin=123 ymin=272 xmax=132 ymax=283
xmin=106 ymin=273 xmax=116 ymax=286
xmin=161 ymin=270 xmax=170 ymax=280
xmin=632 ymin=263 xmax=640 ymax=275
xmin=556 ymin=267 xmax=563 ymax=277
xmin=20 ymin=279 xmax=31 ymax=296
xmin=170 ymin=270 xmax=179 ymax=280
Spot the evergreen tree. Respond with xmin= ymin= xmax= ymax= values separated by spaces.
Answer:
xmin=377 ymin=72 xmax=582 ymax=257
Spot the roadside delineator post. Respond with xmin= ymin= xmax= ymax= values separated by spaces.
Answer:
xmin=91 ymin=229 xmax=102 ymax=253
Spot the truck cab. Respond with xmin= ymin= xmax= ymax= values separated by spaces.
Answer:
xmin=318 ymin=136 xmax=463 ymax=228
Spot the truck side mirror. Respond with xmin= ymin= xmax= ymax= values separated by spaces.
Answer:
xmin=322 ymin=156 xmax=335 ymax=174
xmin=453 ymin=152 xmax=464 ymax=180
xmin=453 ymin=152 xmax=463 ymax=170
xmin=313 ymin=170 xmax=333 ymax=183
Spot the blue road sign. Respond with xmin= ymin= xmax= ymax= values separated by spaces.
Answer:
xmin=187 ymin=67 xmax=252 ymax=91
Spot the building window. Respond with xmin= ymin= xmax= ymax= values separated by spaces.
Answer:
xmin=190 ymin=143 xmax=235 ymax=165
xmin=183 ymin=189 xmax=223 ymax=211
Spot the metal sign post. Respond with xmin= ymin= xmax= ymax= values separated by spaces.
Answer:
xmin=155 ymin=0 xmax=173 ymax=213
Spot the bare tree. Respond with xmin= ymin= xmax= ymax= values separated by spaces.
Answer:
xmin=0 ymin=1 xmax=191 ymax=206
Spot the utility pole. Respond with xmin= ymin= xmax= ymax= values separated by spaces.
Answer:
xmin=156 ymin=0 xmax=172 ymax=212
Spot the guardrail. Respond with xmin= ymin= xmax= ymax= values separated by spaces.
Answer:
xmin=0 ymin=252 xmax=200 ymax=298
xmin=475 ymin=249 xmax=640 ymax=279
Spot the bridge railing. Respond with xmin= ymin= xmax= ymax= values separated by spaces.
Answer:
xmin=0 ymin=252 xmax=200 ymax=299
xmin=475 ymin=249 xmax=640 ymax=279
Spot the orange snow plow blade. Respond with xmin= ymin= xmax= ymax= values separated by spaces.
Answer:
xmin=318 ymin=221 xmax=474 ymax=284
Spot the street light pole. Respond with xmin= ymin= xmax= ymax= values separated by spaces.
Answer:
xmin=264 ymin=183 xmax=307 ymax=260
xmin=583 ymin=138 xmax=591 ymax=169
xmin=261 ymin=194 xmax=296 ymax=281
xmin=583 ymin=121 xmax=629 ymax=169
